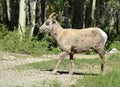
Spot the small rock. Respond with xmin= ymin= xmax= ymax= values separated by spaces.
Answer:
xmin=109 ymin=48 xmax=119 ymax=54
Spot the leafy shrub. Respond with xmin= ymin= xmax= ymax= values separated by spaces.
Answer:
xmin=0 ymin=23 xmax=9 ymax=39
xmin=0 ymin=25 xmax=60 ymax=56
xmin=108 ymin=41 xmax=120 ymax=51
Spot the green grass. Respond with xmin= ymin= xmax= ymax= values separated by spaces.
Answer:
xmin=76 ymin=70 xmax=120 ymax=87
xmin=75 ymin=54 xmax=120 ymax=87
xmin=16 ymin=58 xmax=101 ymax=72
xmin=40 ymin=79 xmax=62 ymax=87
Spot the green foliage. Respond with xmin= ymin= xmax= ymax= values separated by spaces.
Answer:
xmin=107 ymin=0 xmax=120 ymax=9
xmin=48 ymin=0 xmax=70 ymax=12
xmin=108 ymin=41 xmax=120 ymax=51
xmin=0 ymin=23 xmax=9 ymax=39
xmin=0 ymin=30 xmax=20 ymax=52
xmin=0 ymin=25 xmax=60 ymax=56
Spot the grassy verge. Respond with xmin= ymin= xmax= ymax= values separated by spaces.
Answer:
xmin=76 ymin=54 xmax=120 ymax=87
xmin=76 ymin=70 xmax=120 ymax=87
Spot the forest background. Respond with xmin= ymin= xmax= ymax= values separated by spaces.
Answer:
xmin=0 ymin=0 xmax=120 ymax=56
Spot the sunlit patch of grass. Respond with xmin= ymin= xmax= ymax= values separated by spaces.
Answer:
xmin=108 ymin=53 xmax=120 ymax=60
xmin=75 ymin=54 xmax=120 ymax=87
xmin=27 ymin=60 xmax=58 ymax=70
xmin=107 ymin=53 xmax=120 ymax=69
xmin=40 ymin=79 xmax=62 ymax=87
xmin=76 ymin=70 xmax=120 ymax=87
xmin=74 ymin=58 xmax=101 ymax=67
xmin=16 ymin=58 xmax=101 ymax=72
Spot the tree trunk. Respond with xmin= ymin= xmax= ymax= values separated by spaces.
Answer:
xmin=6 ymin=0 xmax=11 ymax=21
xmin=18 ymin=0 xmax=26 ymax=41
xmin=85 ymin=0 xmax=92 ymax=28
xmin=91 ymin=0 xmax=96 ymax=26
xmin=30 ymin=0 xmax=37 ymax=37
xmin=26 ymin=0 xmax=31 ymax=25
xmin=39 ymin=0 xmax=46 ymax=25
xmin=1 ymin=0 xmax=8 ymax=24
xmin=71 ymin=0 xmax=84 ymax=29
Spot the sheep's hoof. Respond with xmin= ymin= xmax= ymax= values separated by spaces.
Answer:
xmin=52 ymin=72 xmax=59 ymax=75
xmin=69 ymin=72 xmax=73 ymax=75
xmin=52 ymin=70 xmax=59 ymax=75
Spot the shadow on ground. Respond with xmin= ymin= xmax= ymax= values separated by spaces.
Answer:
xmin=42 ymin=69 xmax=99 ymax=76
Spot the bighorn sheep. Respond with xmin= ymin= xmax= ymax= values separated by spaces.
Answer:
xmin=40 ymin=13 xmax=108 ymax=75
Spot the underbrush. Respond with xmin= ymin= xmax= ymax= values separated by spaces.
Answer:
xmin=107 ymin=41 xmax=120 ymax=51
xmin=0 ymin=24 xmax=60 ymax=56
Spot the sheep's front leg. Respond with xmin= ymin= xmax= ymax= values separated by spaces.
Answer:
xmin=69 ymin=53 xmax=74 ymax=75
xmin=52 ymin=51 xmax=68 ymax=74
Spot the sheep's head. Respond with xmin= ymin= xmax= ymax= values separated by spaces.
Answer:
xmin=40 ymin=19 xmax=57 ymax=32
xmin=40 ymin=12 xmax=60 ymax=33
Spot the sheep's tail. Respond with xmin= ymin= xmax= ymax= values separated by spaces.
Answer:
xmin=99 ymin=29 xmax=108 ymax=45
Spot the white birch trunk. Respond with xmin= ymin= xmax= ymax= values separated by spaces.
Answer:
xmin=6 ymin=0 xmax=11 ymax=21
xmin=18 ymin=0 xmax=26 ymax=40
xmin=91 ymin=0 xmax=96 ymax=26
xmin=30 ymin=0 xmax=37 ymax=37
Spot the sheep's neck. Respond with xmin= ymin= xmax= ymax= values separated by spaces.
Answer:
xmin=50 ymin=26 xmax=63 ymax=41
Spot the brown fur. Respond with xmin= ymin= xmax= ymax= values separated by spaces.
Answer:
xmin=40 ymin=13 xmax=108 ymax=75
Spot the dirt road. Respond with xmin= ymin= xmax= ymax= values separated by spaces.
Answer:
xmin=0 ymin=52 xmax=99 ymax=87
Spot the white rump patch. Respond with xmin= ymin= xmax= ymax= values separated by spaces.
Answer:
xmin=99 ymin=29 xmax=108 ymax=44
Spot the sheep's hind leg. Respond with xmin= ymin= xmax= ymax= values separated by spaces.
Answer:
xmin=52 ymin=51 xmax=68 ymax=74
xmin=96 ymin=48 xmax=106 ymax=73
xmin=69 ymin=53 xmax=74 ymax=75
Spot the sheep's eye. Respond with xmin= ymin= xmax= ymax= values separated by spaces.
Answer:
xmin=45 ymin=21 xmax=50 ymax=26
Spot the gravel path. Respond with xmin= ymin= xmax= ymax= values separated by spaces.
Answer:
xmin=0 ymin=52 xmax=99 ymax=87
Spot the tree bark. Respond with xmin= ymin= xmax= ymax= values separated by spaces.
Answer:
xmin=71 ymin=0 xmax=84 ymax=29
xmin=6 ymin=0 xmax=11 ymax=21
xmin=18 ymin=0 xmax=26 ymax=41
xmin=26 ymin=0 xmax=31 ymax=25
xmin=1 ymin=0 xmax=8 ymax=24
xmin=30 ymin=0 xmax=37 ymax=37
xmin=91 ymin=0 xmax=96 ymax=26
xmin=85 ymin=0 xmax=92 ymax=28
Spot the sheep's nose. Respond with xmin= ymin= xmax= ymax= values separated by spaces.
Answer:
xmin=39 ymin=25 xmax=45 ymax=33
xmin=39 ymin=26 xmax=43 ymax=32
